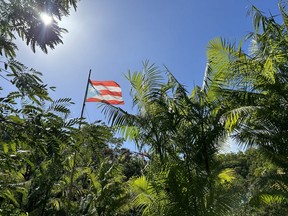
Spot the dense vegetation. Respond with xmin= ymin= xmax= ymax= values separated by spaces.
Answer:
xmin=1 ymin=0 xmax=288 ymax=215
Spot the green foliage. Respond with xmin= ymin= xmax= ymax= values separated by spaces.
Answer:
xmin=130 ymin=176 xmax=169 ymax=216
xmin=0 ymin=81 xmax=138 ymax=215
xmin=3 ymin=0 xmax=288 ymax=215
xmin=207 ymin=2 xmax=288 ymax=214
xmin=100 ymin=3 xmax=288 ymax=215
xmin=0 ymin=0 xmax=79 ymax=98
xmin=0 ymin=70 xmax=80 ymax=214
xmin=101 ymin=61 xmax=244 ymax=215
xmin=217 ymin=148 xmax=288 ymax=216
xmin=0 ymin=0 xmax=78 ymax=56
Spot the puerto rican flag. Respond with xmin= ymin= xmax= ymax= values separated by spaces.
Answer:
xmin=86 ymin=80 xmax=124 ymax=105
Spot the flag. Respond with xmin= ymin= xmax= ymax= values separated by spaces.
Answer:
xmin=86 ymin=80 xmax=124 ymax=105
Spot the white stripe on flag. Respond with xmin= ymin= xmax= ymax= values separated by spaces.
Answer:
xmin=90 ymin=95 xmax=124 ymax=101
xmin=93 ymin=85 xmax=122 ymax=92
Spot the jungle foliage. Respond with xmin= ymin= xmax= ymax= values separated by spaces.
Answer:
xmin=1 ymin=0 xmax=288 ymax=215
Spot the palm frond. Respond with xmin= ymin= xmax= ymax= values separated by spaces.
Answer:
xmin=101 ymin=103 xmax=136 ymax=126
xmin=125 ymin=60 xmax=164 ymax=112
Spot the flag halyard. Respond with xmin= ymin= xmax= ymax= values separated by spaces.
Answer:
xmin=86 ymin=80 xmax=124 ymax=105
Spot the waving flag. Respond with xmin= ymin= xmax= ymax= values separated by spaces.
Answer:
xmin=86 ymin=80 xmax=124 ymax=105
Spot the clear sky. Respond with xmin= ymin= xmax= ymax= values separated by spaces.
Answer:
xmin=8 ymin=0 xmax=281 ymax=151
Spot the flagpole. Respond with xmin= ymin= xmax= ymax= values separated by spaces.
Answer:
xmin=80 ymin=69 xmax=92 ymax=122
xmin=69 ymin=69 xmax=91 ymax=202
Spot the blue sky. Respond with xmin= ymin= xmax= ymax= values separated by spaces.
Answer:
xmin=8 ymin=0 xmax=281 ymax=151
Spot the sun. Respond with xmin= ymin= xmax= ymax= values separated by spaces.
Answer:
xmin=40 ymin=13 xmax=53 ymax=25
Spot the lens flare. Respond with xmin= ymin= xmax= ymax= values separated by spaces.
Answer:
xmin=40 ymin=13 xmax=52 ymax=25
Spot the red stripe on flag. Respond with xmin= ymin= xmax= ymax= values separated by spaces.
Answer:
xmin=86 ymin=98 xmax=124 ymax=105
xmin=99 ymin=90 xmax=122 ymax=96
xmin=90 ymin=80 xmax=120 ymax=87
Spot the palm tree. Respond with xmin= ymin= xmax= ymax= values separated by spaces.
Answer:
xmin=206 ymin=3 xmax=288 ymax=212
xmin=102 ymin=61 xmax=241 ymax=215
